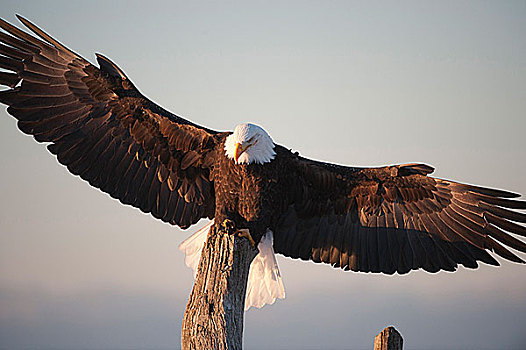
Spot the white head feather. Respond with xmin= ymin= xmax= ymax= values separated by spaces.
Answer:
xmin=224 ymin=123 xmax=276 ymax=165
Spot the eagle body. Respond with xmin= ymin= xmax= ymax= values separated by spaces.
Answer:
xmin=213 ymin=145 xmax=294 ymax=241
xmin=0 ymin=15 xmax=525 ymax=293
xmin=214 ymin=150 xmax=269 ymax=236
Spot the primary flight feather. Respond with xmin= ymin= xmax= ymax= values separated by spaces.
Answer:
xmin=1 ymin=16 xmax=525 ymax=308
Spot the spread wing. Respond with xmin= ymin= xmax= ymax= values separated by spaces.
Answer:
xmin=0 ymin=16 xmax=225 ymax=229
xmin=274 ymin=155 xmax=526 ymax=274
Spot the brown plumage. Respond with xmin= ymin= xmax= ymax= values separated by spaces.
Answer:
xmin=272 ymin=160 xmax=526 ymax=274
xmin=1 ymin=16 xmax=524 ymax=278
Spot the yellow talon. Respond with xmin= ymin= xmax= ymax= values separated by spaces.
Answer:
xmin=220 ymin=219 xmax=255 ymax=246
xmin=222 ymin=219 xmax=235 ymax=232
xmin=236 ymin=228 xmax=256 ymax=247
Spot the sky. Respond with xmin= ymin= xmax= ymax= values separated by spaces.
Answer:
xmin=0 ymin=1 xmax=525 ymax=349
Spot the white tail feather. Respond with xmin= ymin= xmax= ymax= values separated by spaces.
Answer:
xmin=178 ymin=220 xmax=286 ymax=310
xmin=178 ymin=221 xmax=211 ymax=277
xmin=244 ymin=230 xmax=285 ymax=310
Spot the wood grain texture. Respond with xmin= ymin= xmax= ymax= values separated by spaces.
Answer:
xmin=374 ymin=326 xmax=403 ymax=350
xmin=181 ymin=224 xmax=257 ymax=350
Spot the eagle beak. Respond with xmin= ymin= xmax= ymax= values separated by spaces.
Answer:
xmin=234 ymin=142 xmax=245 ymax=163
xmin=234 ymin=140 xmax=255 ymax=163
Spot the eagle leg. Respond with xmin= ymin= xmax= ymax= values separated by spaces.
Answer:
xmin=221 ymin=219 xmax=235 ymax=232
xmin=235 ymin=228 xmax=256 ymax=247
xmin=221 ymin=219 xmax=256 ymax=247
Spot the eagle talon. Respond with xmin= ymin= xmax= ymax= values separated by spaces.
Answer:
xmin=220 ymin=219 xmax=256 ymax=246
xmin=222 ymin=219 xmax=236 ymax=233
xmin=235 ymin=228 xmax=256 ymax=247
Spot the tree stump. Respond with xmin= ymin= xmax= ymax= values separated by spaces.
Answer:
xmin=181 ymin=224 xmax=258 ymax=350
xmin=374 ymin=326 xmax=403 ymax=350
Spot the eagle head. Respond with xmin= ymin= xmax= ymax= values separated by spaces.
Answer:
xmin=224 ymin=123 xmax=276 ymax=165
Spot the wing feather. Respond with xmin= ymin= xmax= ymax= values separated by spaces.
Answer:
xmin=273 ymin=151 xmax=525 ymax=274
xmin=0 ymin=16 xmax=224 ymax=229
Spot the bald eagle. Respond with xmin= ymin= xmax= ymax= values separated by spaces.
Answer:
xmin=1 ymin=16 xmax=525 ymax=310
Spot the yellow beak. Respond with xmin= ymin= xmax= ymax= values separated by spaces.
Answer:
xmin=234 ymin=142 xmax=247 ymax=163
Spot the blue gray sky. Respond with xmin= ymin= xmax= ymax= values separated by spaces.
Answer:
xmin=0 ymin=1 xmax=525 ymax=349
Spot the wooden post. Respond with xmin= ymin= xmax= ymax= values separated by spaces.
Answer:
xmin=181 ymin=224 xmax=258 ymax=350
xmin=374 ymin=326 xmax=403 ymax=350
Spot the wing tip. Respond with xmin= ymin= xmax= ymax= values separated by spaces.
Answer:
xmin=15 ymin=14 xmax=37 ymax=33
xmin=449 ymin=181 xmax=522 ymax=199
xmin=15 ymin=14 xmax=27 ymax=24
xmin=12 ymin=14 xmax=78 ymax=59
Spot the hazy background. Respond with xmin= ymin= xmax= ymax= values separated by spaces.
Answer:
xmin=1 ymin=1 xmax=525 ymax=349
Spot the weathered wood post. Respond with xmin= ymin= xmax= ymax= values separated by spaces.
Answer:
xmin=374 ymin=326 xmax=403 ymax=350
xmin=181 ymin=224 xmax=258 ymax=350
